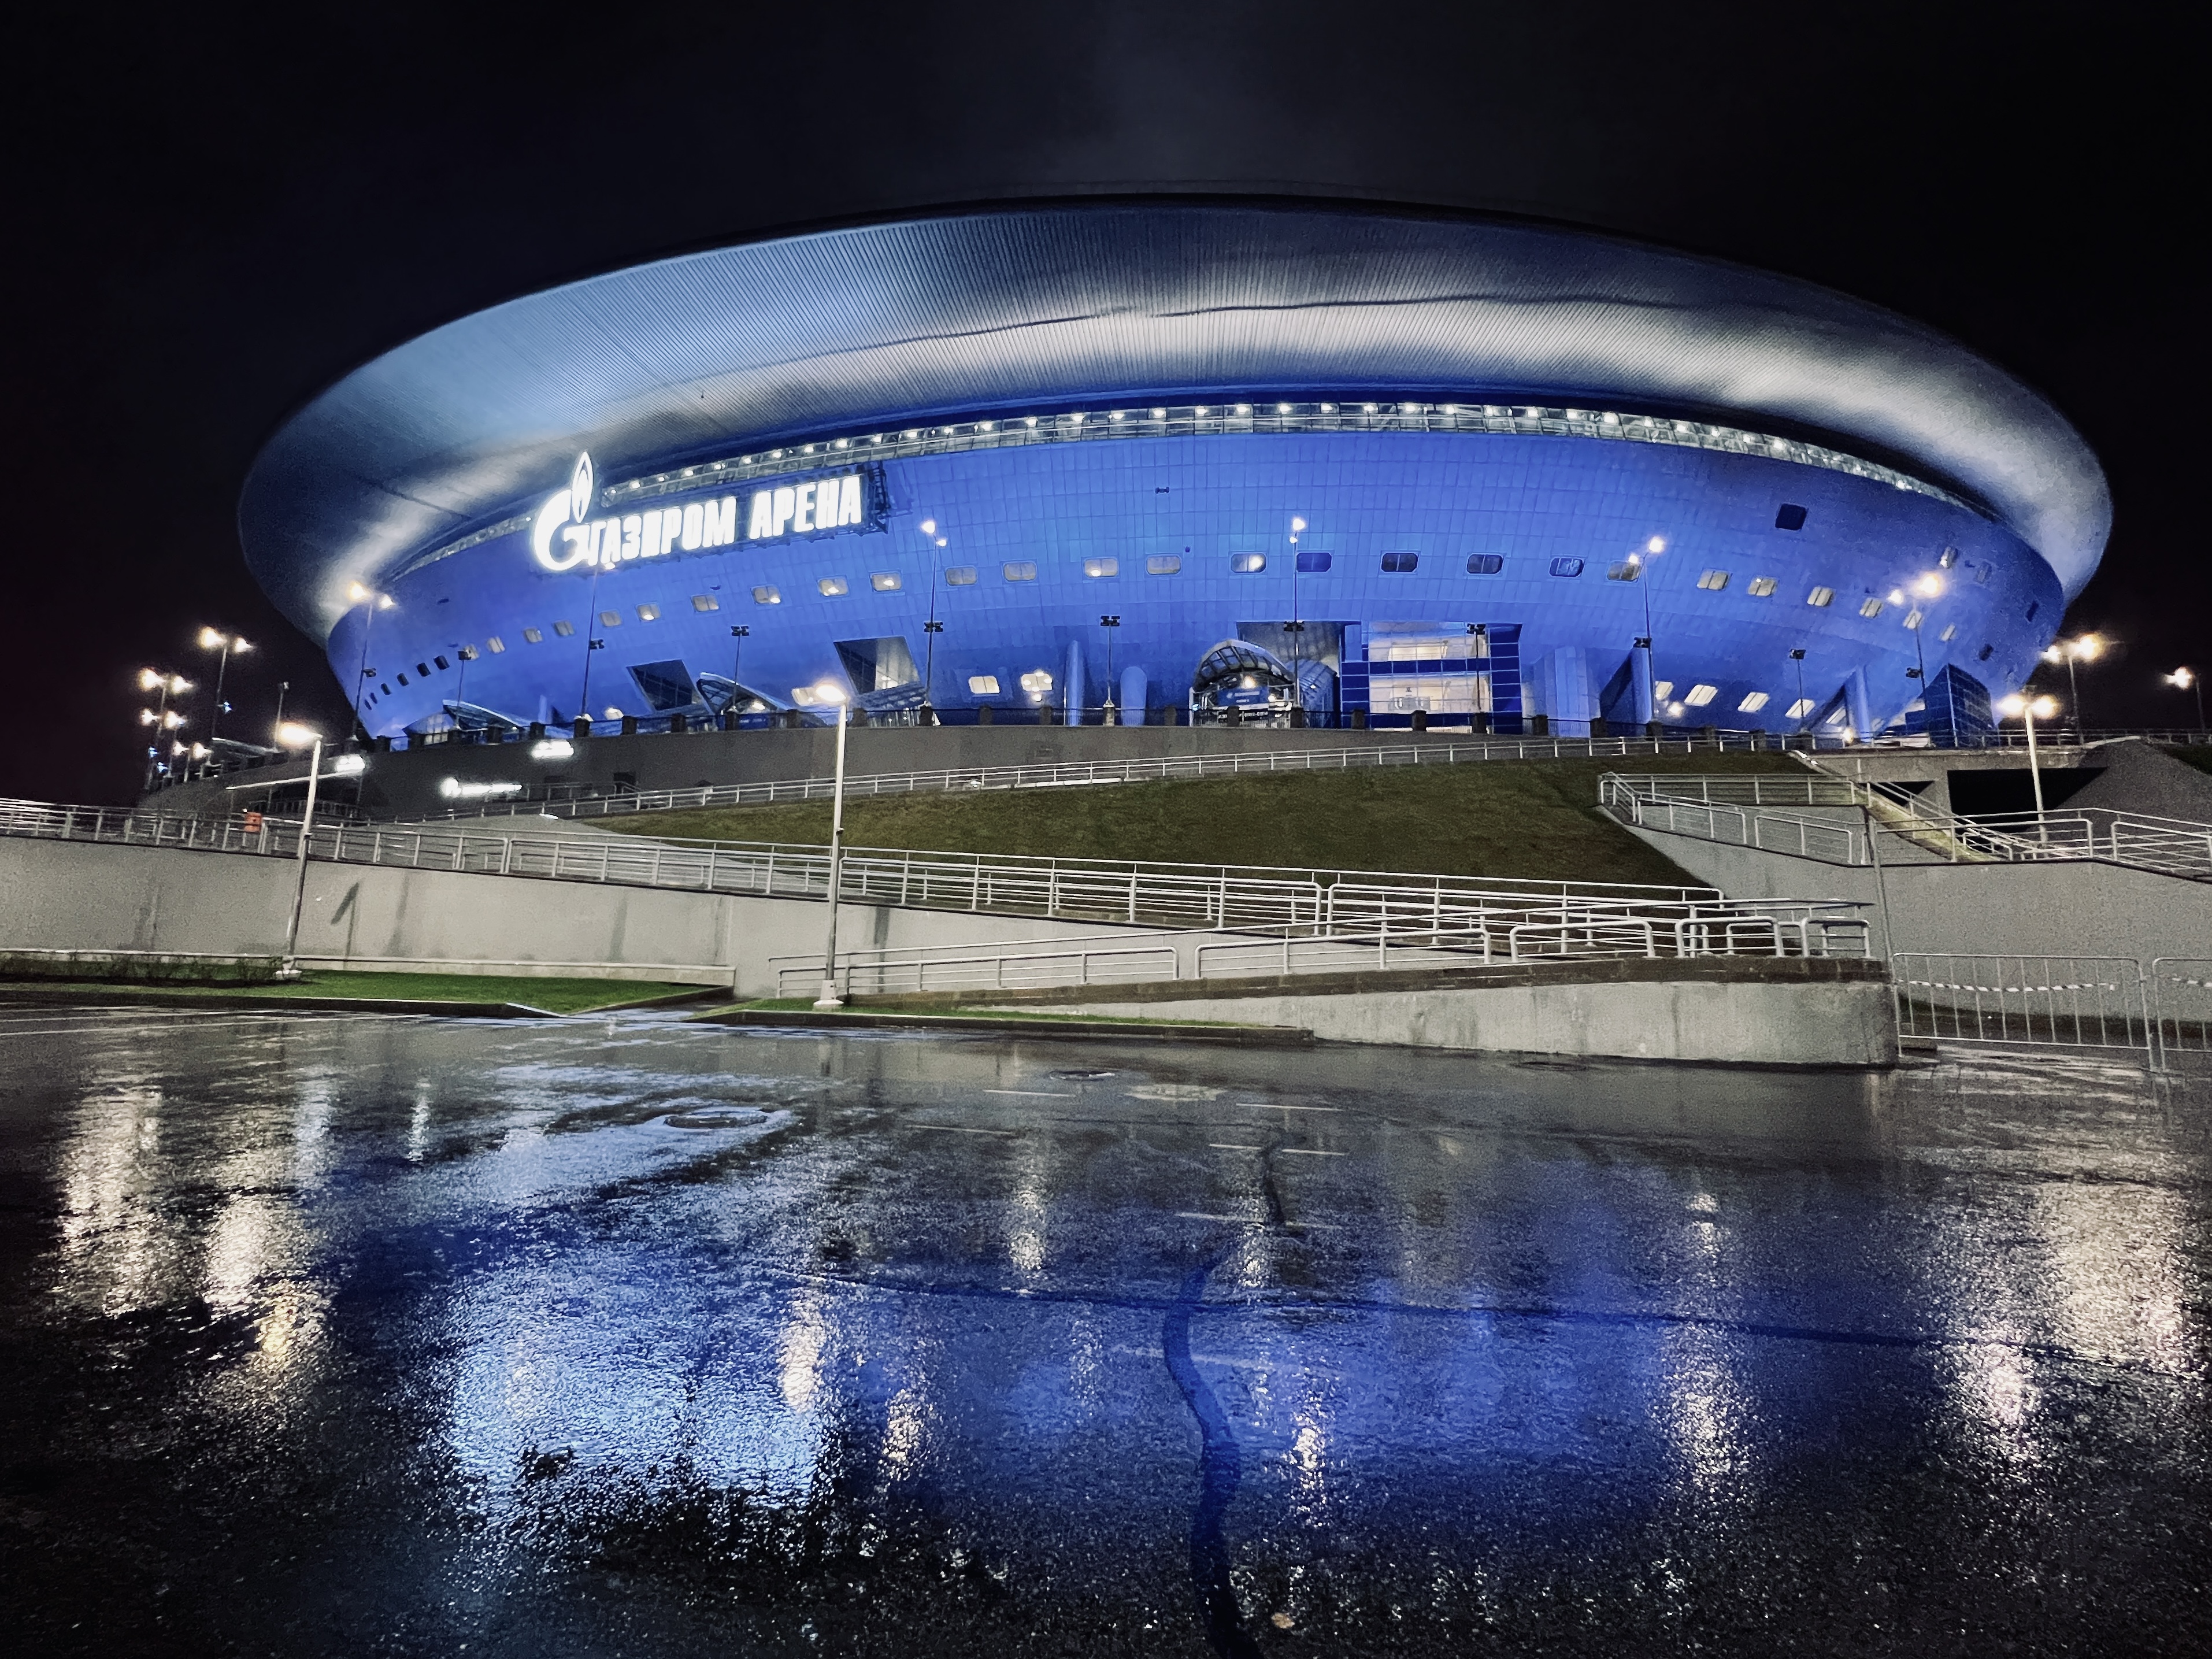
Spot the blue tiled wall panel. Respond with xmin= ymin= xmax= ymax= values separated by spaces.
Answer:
xmin=332 ymin=431 xmax=2063 ymax=737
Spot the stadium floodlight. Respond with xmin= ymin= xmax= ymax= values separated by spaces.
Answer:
xmin=1915 ymin=573 xmax=1944 ymax=598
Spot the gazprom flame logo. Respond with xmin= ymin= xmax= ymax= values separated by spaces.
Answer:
xmin=531 ymin=452 xmax=597 ymax=572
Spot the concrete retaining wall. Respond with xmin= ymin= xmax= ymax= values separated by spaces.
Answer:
xmin=1624 ymin=821 xmax=2212 ymax=966
xmin=0 ymin=836 xmax=1191 ymax=994
xmin=951 ymin=958 xmax=1896 ymax=1068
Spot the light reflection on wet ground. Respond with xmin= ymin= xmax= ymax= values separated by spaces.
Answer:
xmin=1 ymin=1005 xmax=2207 ymax=1655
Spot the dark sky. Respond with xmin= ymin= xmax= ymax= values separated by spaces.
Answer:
xmin=2 ymin=3 xmax=2197 ymax=804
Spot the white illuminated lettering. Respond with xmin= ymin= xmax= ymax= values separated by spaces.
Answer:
xmin=681 ymin=502 xmax=703 ymax=550
xmin=530 ymin=487 xmax=583 ymax=571
xmin=560 ymin=523 xmax=590 ymax=563
xmin=837 ymin=473 xmax=862 ymax=526
xmin=705 ymin=497 xmax=736 ymax=547
xmin=772 ymin=487 xmax=795 ymax=536
xmin=593 ymin=520 xmax=616 ymax=565
xmin=749 ymin=490 xmax=773 ymax=539
xmin=642 ymin=512 xmax=663 ymax=558
xmin=661 ymin=506 xmax=683 ymax=553
xmin=621 ymin=515 xmax=642 ymax=560
xmin=794 ymin=482 xmax=817 ymax=534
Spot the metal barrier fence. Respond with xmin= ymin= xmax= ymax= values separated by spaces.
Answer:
xmin=1891 ymin=954 xmax=2153 ymax=1057
xmin=772 ymin=897 xmax=1874 ymax=999
xmin=2150 ymin=959 xmax=2212 ymax=1062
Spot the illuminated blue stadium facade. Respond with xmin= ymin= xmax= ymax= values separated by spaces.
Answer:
xmin=239 ymin=202 xmax=2107 ymax=741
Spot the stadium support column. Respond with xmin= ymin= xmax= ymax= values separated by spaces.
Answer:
xmin=1064 ymin=639 xmax=1085 ymax=725
xmin=1121 ymin=665 xmax=1148 ymax=726
xmin=1631 ymin=644 xmax=1655 ymax=726
xmin=1844 ymin=666 xmax=1875 ymax=743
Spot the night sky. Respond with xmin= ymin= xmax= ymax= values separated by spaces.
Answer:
xmin=2 ymin=4 xmax=2196 ymax=805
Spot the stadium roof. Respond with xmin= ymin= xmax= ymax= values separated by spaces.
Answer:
xmin=240 ymin=199 xmax=2110 ymax=638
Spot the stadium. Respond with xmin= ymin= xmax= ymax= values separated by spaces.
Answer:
xmin=238 ymin=201 xmax=2109 ymax=744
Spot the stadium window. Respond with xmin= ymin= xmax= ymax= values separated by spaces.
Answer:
xmin=396 ymin=673 xmax=409 ymax=686
xmin=636 ymin=603 xmax=660 ymax=621
xmin=1978 ymin=644 xmax=1995 ymax=661
xmin=870 ymin=572 xmax=902 ymax=592
xmin=1775 ymin=504 xmax=1808 ymax=530
xmin=1806 ymin=587 xmax=1835 ymax=608
xmin=1746 ymin=577 xmax=1778 ymax=597
xmin=599 ymin=610 xmax=621 ymax=627
xmin=1380 ymin=551 xmax=1419 ymax=573
xmin=1904 ymin=609 xmax=1924 ymax=630
xmin=1858 ymin=597 xmax=1884 ymax=618
xmin=1146 ymin=554 xmax=1183 ymax=575
xmin=432 ymin=656 xmax=449 ymax=671
xmin=1652 ymin=680 xmax=1673 ymax=700
xmin=1738 ymin=691 xmax=1771 ymax=714
xmin=417 ymin=661 xmax=432 ymax=676
xmin=690 ymin=595 xmax=719 ymax=612
xmin=1606 ymin=561 xmax=1641 ymax=581
xmin=1465 ymin=554 xmax=1504 ymax=575
xmin=753 ymin=586 xmax=781 ymax=604
xmin=1083 ymin=557 xmax=1119 ymax=578
xmin=2025 ymin=601 xmax=2039 ymax=620
xmin=1939 ymin=546 xmax=1959 ymax=569
xmin=1295 ymin=549 xmax=1331 ymax=573
xmin=485 ymin=636 xmax=505 ymax=653
xmin=554 ymin=620 xmax=576 ymax=636
xmin=1003 ymin=561 xmax=1038 ymax=582
xmin=944 ymin=566 xmax=977 ymax=586
xmin=1973 ymin=562 xmax=1993 ymax=584
xmin=1695 ymin=570 xmax=1729 ymax=591
xmin=523 ymin=627 xmax=544 ymax=644
xmin=1018 ymin=669 xmax=1054 ymax=698
xmin=1231 ymin=553 xmax=1266 ymax=573
xmin=1787 ymin=697 xmax=1816 ymax=719
xmin=1684 ymin=683 xmax=1718 ymax=707
xmin=1548 ymin=557 xmax=1584 ymax=577
xmin=1939 ymin=623 xmax=1958 ymax=641
xmin=380 ymin=682 xmax=391 ymax=695
xmin=818 ymin=577 xmax=849 ymax=597
xmin=967 ymin=675 xmax=1002 ymax=695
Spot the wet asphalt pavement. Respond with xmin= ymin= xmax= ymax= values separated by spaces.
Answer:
xmin=1 ymin=1006 xmax=2207 ymax=1656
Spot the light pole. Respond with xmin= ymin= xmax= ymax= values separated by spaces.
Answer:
xmin=920 ymin=520 xmax=945 ymax=725
xmin=274 ymin=721 xmax=325 ymax=979
xmin=2167 ymin=666 xmax=2204 ymax=735
xmin=346 ymin=583 xmax=394 ymax=735
xmin=137 ymin=668 xmax=190 ymax=789
xmin=273 ymin=680 xmax=291 ymax=735
xmin=197 ymin=628 xmax=250 ymax=775
xmin=1903 ymin=572 xmax=1945 ymax=745
xmin=577 ymin=562 xmax=606 ymax=727
xmin=813 ymin=684 xmax=853 ymax=1010
xmin=1099 ymin=614 xmax=1121 ymax=724
xmin=1998 ymin=693 xmax=2059 ymax=824
xmin=1789 ymin=649 xmax=1809 ymax=739
xmin=2044 ymin=634 xmax=2103 ymax=737
xmin=1628 ymin=535 xmax=1666 ymax=729
xmin=727 ymin=625 xmax=750 ymax=727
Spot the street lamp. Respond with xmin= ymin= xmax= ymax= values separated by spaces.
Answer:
xmin=727 ymin=625 xmax=750 ymax=728
xmin=137 ymin=668 xmax=191 ymax=788
xmin=812 ymin=683 xmax=853 ymax=1010
xmin=1789 ymin=649 xmax=1810 ymax=738
xmin=1996 ymin=693 xmax=2061 ymax=819
xmin=2043 ymin=634 xmax=2103 ymax=735
xmin=346 ymin=583 xmax=395 ymax=735
xmin=196 ymin=627 xmax=250 ymax=772
xmin=273 ymin=721 xmax=325 ymax=979
xmin=919 ymin=520 xmax=944 ymax=725
xmin=1905 ymin=573 xmax=1941 ymax=744
xmin=2165 ymin=666 xmax=2203 ymax=735
xmin=1099 ymin=615 xmax=1121 ymax=725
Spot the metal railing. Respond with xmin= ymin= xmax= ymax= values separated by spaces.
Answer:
xmin=398 ymin=731 xmax=1820 ymax=826
xmin=770 ymin=895 xmax=1873 ymax=999
xmin=2150 ymin=959 xmax=2212 ymax=1062
xmin=1598 ymin=774 xmax=2212 ymax=880
xmin=2 ymin=793 xmax=1728 ymax=934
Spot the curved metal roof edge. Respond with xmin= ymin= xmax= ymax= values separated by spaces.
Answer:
xmin=239 ymin=194 xmax=2110 ymax=640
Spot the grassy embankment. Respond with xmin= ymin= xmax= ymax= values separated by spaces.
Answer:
xmin=606 ymin=750 xmax=1802 ymax=887
xmin=0 ymin=971 xmax=703 ymax=1013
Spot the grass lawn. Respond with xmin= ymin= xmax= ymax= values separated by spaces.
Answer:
xmin=0 ymin=971 xmax=707 ymax=1014
xmin=607 ymin=750 xmax=1802 ymax=887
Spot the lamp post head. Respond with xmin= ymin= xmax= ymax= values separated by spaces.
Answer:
xmin=813 ymin=683 xmax=849 ymax=707
xmin=2070 ymin=634 xmax=2104 ymax=662
xmin=2171 ymin=666 xmax=2196 ymax=689
xmin=275 ymin=722 xmax=323 ymax=749
xmin=1915 ymin=573 xmax=1944 ymax=598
